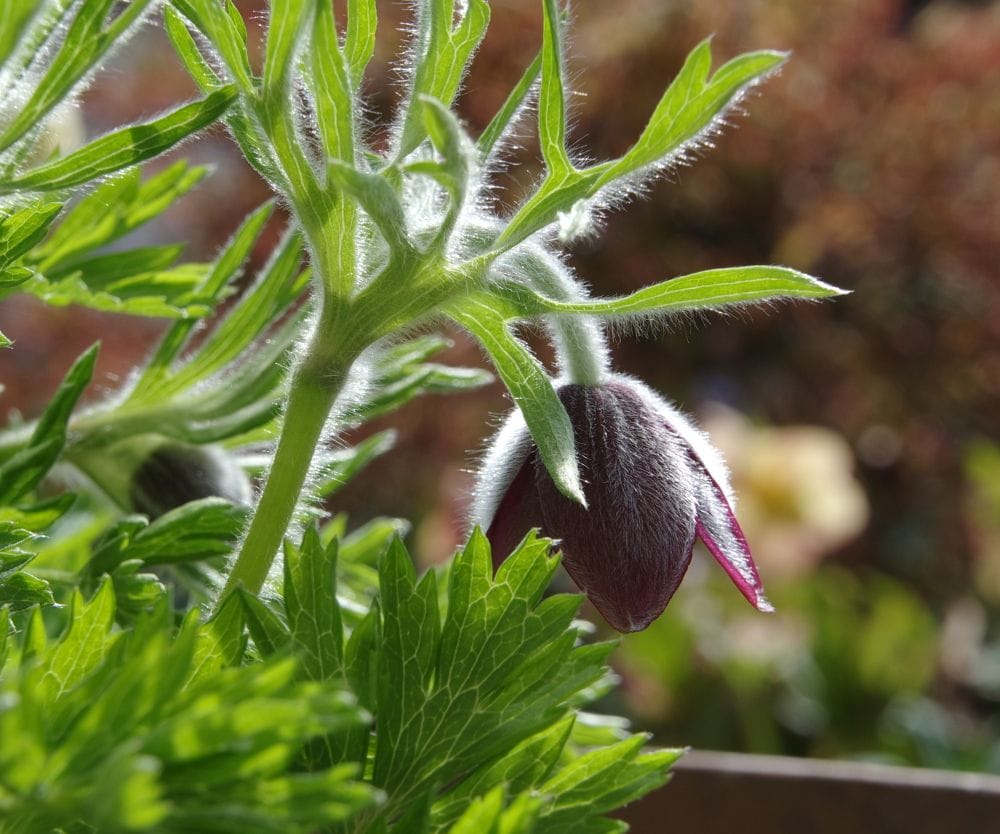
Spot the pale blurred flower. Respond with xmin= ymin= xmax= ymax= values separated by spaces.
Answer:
xmin=701 ymin=404 xmax=869 ymax=578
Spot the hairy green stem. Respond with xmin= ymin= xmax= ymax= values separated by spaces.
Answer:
xmin=218 ymin=337 xmax=350 ymax=602
xmin=550 ymin=314 xmax=608 ymax=386
xmin=523 ymin=258 xmax=609 ymax=385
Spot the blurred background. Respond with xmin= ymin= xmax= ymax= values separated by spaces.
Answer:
xmin=2 ymin=0 xmax=999 ymax=772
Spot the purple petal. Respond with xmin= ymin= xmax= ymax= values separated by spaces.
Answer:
xmin=685 ymin=447 xmax=773 ymax=613
xmin=535 ymin=383 xmax=697 ymax=632
xmin=485 ymin=452 xmax=546 ymax=572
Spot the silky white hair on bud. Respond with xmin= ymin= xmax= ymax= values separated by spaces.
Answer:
xmin=468 ymin=403 xmax=532 ymax=534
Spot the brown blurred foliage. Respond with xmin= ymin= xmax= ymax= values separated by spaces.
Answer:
xmin=2 ymin=0 xmax=998 ymax=606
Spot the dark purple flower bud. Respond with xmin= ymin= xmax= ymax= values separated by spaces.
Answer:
xmin=473 ymin=375 xmax=771 ymax=633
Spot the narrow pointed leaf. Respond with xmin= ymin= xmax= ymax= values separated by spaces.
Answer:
xmin=601 ymin=42 xmax=788 ymax=185
xmin=263 ymin=0 xmax=310 ymax=100
xmin=128 ymin=200 xmax=276 ymax=399
xmin=489 ymin=265 xmax=847 ymax=320
xmin=495 ymin=42 xmax=786 ymax=252
xmin=0 ymin=202 xmax=63 ymax=270
xmin=450 ymin=301 xmax=584 ymax=505
xmin=328 ymin=161 xmax=416 ymax=256
xmin=0 ymin=0 xmax=155 ymax=154
xmin=1 ymin=88 xmax=237 ymax=193
xmin=478 ymin=50 xmax=541 ymax=159
xmin=310 ymin=0 xmax=354 ymax=163
xmin=538 ymin=0 xmax=571 ymax=174
xmin=0 ymin=343 xmax=98 ymax=502
xmin=163 ymin=4 xmax=221 ymax=89
xmin=396 ymin=0 xmax=489 ymax=156
xmin=345 ymin=0 xmax=377 ymax=85
xmin=171 ymin=0 xmax=254 ymax=91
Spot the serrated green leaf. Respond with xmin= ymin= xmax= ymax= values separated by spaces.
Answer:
xmin=375 ymin=539 xmax=440 ymax=785
xmin=448 ymin=785 xmax=505 ymax=834
xmin=450 ymin=301 xmax=584 ymax=504
xmin=0 ymin=525 xmax=35 ymax=571
xmin=344 ymin=603 xmax=380 ymax=712
xmin=0 ymin=605 xmax=10 ymax=672
xmin=538 ymin=738 xmax=679 ymax=833
xmin=109 ymin=559 xmax=167 ymax=619
xmin=366 ymin=533 xmax=610 ymax=819
xmin=39 ymin=579 xmax=118 ymax=708
xmin=0 ymin=593 xmax=374 ymax=832
xmin=18 ymin=602 xmax=48 ymax=663
xmin=240 ymin=590 xmax=291 ymax=658
xmin=334 ymin=518 xmax=407 ymax=620
xmin=1 ymin=87 xmax=236 ymax=193
xmin=0 ymin=493 xmax=75 ymax=533
xmin=188 ymin=590 xmax=246 ymax=682
xmin=0 ymin=569 xmax=54 ymax=611
xmin=284 ymin=526 xmax=344 ymax=681
xmin=433 ymin=716 xmax=573 ymax=828
xmin=0 ymin=265 xmax=33 ymax=290
xmin=86 ymin=498 xmax=246 ymax=579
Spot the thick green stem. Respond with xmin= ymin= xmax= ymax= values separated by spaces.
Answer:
xmin=218 ymin=342 xmax=348 ymax=602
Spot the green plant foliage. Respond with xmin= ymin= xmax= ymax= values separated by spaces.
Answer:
xmin=245 ymin=527 xmax=678 ymax=833
xmin=0 ymin=523 xmax=54 ymax=611
xmin=0 ymin=0 xmax=848 ymax=828
xmin=0 ymin=584 xmax=376 ymax=833
xmin=0 ymin=530 xmax=676 ymax=833
xmin=0 ymin=343 xmax=96 ymax=504
xmin=0 ymin=0 xmax=234 ymax=322
xmin=0 ymin=87 xmax=237 ymax=194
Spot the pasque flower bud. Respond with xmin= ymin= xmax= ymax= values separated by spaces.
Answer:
xmin=72 ymin=435 xmax=252 ymax=519
xmin=474 ymin=375 xmax=772 ymax=632
xmin=129 ymin=440 xmax=252 ymax=519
